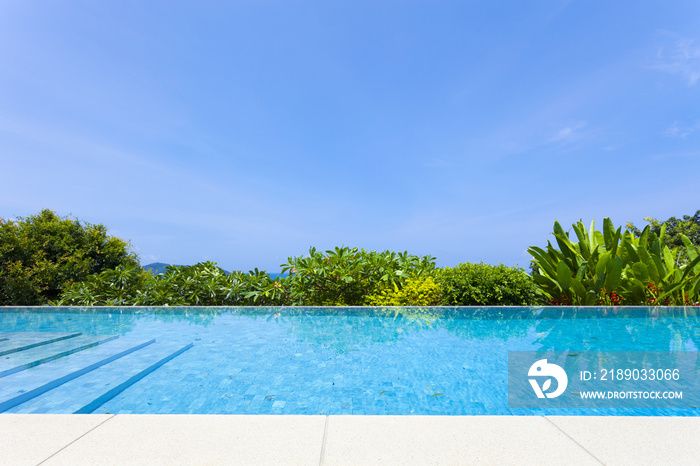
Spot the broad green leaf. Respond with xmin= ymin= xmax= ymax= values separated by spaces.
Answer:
xmin=660 ymin=223 xmax=667 ymax=244
xmin=594 ymin=231 xmax=605 ymax=248
xmin=681 ymin=235 xmax=698 ymax=263
xmin=553 ymin=220 xmax=566 ymax=237
xmin=680 ymin=255 xmax=700 ymax=281
xmin=555 ymin=240 xmax=579 ymax=270
xmin=610 ymin=227 xmax=622 ymax=258
xmin=572 ymin=222 xmax=590 ymax=259
xmin=604 ymin=257 xmax=623 ymax=293
xmin=638 ymin=247 xmax=660 ymax=283
xmin=573 ymin=221 xmax=588 ymax=244
xmin=639 ymin=226 xmax=650 ymax=250
xmin=532 ymin=273 xmax=561 ymax=293
xmin=553 ymin=225 xmax=579 ymax=268
xmin=663 ymin=246 xmax=676 ymax=272
xmin=546 ymin=241 xmax=567 ymax=263
xmin=619 ymin=238 xmax=639 ymax=266
xmin=630 ymin=262 xmax=649 ymax=282
xmin=575 ymin=264 xmax=588 ymax=281
xmin=651 ymin=252 xmax=665 ymax=279
xmin=527 ymin=247 xmax=557 ymax=278
xmin=569 ymin=276 xmax=587 ymax=299
xmin=651 ymin=238 xmax=662 ymax=259
xmin=603 ymin=218 xmax=614 ymax=250
xmin=596 ymin=252 xmax=611 ymax=278
xmin=557 ymin=261 xmax=573 ymax=290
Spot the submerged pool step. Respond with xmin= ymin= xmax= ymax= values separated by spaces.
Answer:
xmin=0 ymin=332 xmax=82 ymax=357
xmin=7 ymin=341 xmax=193 ymax=414
xmin=0 ymin=337 xmax=155 ymax=413
xmin=0 ymin=334 xmax=119 ymax=378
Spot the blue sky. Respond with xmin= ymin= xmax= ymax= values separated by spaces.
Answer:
xmin=2 ymin=1 xmax=699 ymax=273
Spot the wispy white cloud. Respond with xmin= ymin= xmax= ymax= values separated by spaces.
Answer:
xmin=653 ymin=35 xmax=700 ymax=86
xmin=553 ymin=126 xmax=574 ymax=141
xmin=665 ymin=121 xmax=700 ymax=138
xmin=547 ymin=121 xmax=588 ymax=145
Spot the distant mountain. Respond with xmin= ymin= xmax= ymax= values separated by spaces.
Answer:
xmin=142 ymin=262 xmax=177 ymax=275
xmin=142 ymin=263 xmax=288 ymax=278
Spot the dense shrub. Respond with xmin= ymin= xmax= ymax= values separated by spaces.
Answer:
xmin=280 ymin=246 xmax=436 ymax=305
xmin=149 ymin=262 xmax=236 ymax=305
xmin=58 ymin=262 xmax=289 ymax=306
xmin=58 ymin=264 xmax=154 ymax=306
xmin=435 ymin=262 xmax=541 ymax=306
xmin=233 ymin=268 xmax=289 ymax=306
xmin=0 ymin=209 xmax=138 ymax=305
xmin=365 ymin=276 xmax=443 ymax=306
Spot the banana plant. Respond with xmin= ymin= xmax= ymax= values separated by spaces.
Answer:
xmin=616 ymin=225 xmax=700 ymax=305
xmin=528 ymin=218 xmax=616 ymax=305
xmin=529 ymin=218 xmax=700 ymax=305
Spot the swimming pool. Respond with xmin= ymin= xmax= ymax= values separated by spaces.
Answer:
xmin=1 ymin=306 xmax=698 ymax=415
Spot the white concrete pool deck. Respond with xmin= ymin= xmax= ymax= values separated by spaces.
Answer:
xmin=2 ymin=415 xmax=699 ymax=465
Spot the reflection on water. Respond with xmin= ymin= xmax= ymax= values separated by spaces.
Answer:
xmin=2 ymin=306 xmax=699 ymax=353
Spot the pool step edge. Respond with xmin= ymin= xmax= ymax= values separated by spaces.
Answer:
xmin=0 ymin=332 xmax=83 ymax=357
xmin=0 ymin=335 xmax=120 ymax=378
xmin=75 ymin=342 xmax=194 ymax=414
xmin=0 ymin=339 xmax=156 ymax=413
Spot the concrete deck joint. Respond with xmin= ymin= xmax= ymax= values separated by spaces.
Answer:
xmin=36 ymin=414 xmax=115 ymax=465
xmin=319 ymin=415 xmax=329 ymax=466
xmin=544 ymin=415 xmax=605 ymax=465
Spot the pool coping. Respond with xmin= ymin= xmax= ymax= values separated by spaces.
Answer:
xmin=3 ymin=414 xmax=700 ymax=465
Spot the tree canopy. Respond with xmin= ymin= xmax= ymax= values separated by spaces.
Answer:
xmin=626 ymin=210 xmax=700 ymax=265
xmin=0 ymin=209 xmax=139 ymax=305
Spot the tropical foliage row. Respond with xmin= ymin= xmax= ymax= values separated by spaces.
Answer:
xmin=2 ymin=209 xmax=699 ymax=306
xmin=56 ymin=247 xmax=541 ymax=307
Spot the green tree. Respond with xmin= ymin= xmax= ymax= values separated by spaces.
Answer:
xmin=626 ymin=210 xmax=700 ymax=265
xmin=0 ymin=209 xmax=139 ymax=305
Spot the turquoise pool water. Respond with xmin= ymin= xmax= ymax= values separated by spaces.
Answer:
xmin=0 ymin=306 xmax=699 ymax=415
